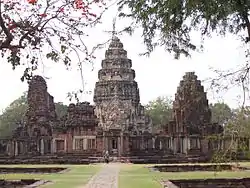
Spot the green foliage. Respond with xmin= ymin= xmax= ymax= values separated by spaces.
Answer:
xmin=145 ymin=96 xmax=173 ymax=128
xmin=119 ymin=0 xmax=250 ymax=58
xmin=210 ymin=102 xmax=233 ymax=125
xmin=0 ymin=93 xmax=68 ymax=138
xmin=55 ymin=102 xmax=68 ymax=118
xmin=0 ymin=0 xmax=107 ymax=82
xmin=0 ymin=92 xmax=28 ymax=138
xmin=209 ymin=107 xmax=250 ymax=164
xmin=224 ymin=107 xmax=250 ymax=137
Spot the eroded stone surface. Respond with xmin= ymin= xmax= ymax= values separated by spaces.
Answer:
xmin=83 ymin=163 xmax=120 ymax=188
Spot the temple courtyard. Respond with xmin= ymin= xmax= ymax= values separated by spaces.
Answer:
xmin=1 ymin=163 xmax=250 ymax=188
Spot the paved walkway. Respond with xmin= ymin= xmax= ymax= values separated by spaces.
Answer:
xmin=83 ymin=163 xmax=120 ymax=188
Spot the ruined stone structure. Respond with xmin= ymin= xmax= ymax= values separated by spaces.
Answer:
xmin=5 ymin=36 xmax=227 ymax=162
xmin=164 ymin=72 xmax=224 ymax=156
xmin=52 ymin=102 xmax=98 ymax=154
xmin=10 ymin=76 xmax=56 ymax=156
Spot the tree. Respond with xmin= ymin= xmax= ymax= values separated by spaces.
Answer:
xmin=145 ymin=96 xmax=173 ymax=128
xmin=224 ymin=107 xmax=250 ymax=137
xmin=0 ymin=0 xmax=108 ymax=81
xmin=210 ymin=102 xmax=233 ymax=125
xmin=0 ymin=92 xmax=68 ymax=138
xmin=55 ymin=102 xmax=68 ymax=118
xmin=221 ymin=107 xmax=250 ymax=160
xmin=117 ymin=0 xmax=250 ymax=116
xmin=0 ymin=92 xmax=28 ymax=138
xmin=118 ymin=0 xmax=250 ymax=58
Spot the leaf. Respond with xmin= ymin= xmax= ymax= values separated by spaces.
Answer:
xmin=46 ymin=51 xmax=59 ymax=62
xmin=61 ymin=45 xmax=67 ymax=54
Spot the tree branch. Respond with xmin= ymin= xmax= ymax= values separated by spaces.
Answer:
xmin=0 ymin=1 xmax=13 ymax=49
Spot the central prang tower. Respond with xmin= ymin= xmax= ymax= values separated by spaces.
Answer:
xmin=93 ymin=36 xmax=152 ymax=135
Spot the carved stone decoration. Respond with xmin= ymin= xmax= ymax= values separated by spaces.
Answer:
xmin=95 ymin=97 xmax=131 ymax=131
xmin=93 ymin=36 xmax=152 ymax=134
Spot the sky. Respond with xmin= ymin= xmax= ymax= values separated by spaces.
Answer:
xmin=0 ymin=4 xmax=248 ymax=112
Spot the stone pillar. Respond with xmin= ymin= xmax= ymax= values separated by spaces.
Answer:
xmin=183 ymin=136 xmax=188 ymax=154
xmin=120 ymin=132 xmax=123 ymax=156
xmin=37 ymin=140 xmax=40 ymax=152
xmin=197 ymin=138 xmax=201 ymax=149
xmin=173 ymin=138 xmax=177 ymax=154
xmin=64 ymin=139 xmax=67 ymax=152
xmin=10 ymin=141 xmax=14 ymax=156
xmin=6 ymin=142 xmax=10 ymax=156
xmin=83 ymin=139 xmax=87 ymax=150
xmin=152 ymin=137 xmax=155 ymax=149
xmin=73 ymin=137 xmax=76 ymax=150
xmin=41 ymin=139 xmax=44 ymax=155
xmin=118 ymin=137 xmax=121 ymax=157
xmin=105 ymin=136 xmax=109 ymax=151
xmin=160 ymin=140 xmax=162 ymax=150
xmin=102 ymin=132 xmax=105 ymax=151
xmin=187 ymin=137 xmax=190 ymax=150
xmin=141 ymin=136 xmax=144 ymax=150
xmin=14 ymin=141 xmax=18 ymax=156
xmin=170 ymin=138 xmax=172 ymax=151
xmin=172 ymin=138 xmax=175 ymax=153
xmin=51 ymin=138 xmax=55 ymax=153
xmin=148 ymin=137 xmax=153 ymax=149
xmin=180 ymin=138 xmax=183 ymax=153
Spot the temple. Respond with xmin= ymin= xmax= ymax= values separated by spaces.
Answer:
xmin=0 ymin=36 xmax=231 ymax=162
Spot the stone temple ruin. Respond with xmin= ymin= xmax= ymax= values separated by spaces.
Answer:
xmin=0 ymin=36 xmax=229 ymax=163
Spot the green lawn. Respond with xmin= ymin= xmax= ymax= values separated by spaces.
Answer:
xmin=1 ymin=163 xmax=250 ymax=188
xmin=0 ymin=164 xmax=101 ymax=188
xmin=119 ymin=163 xmax=250 ymax=188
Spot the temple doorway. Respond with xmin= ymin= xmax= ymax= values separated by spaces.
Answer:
xmin=109 ymin=137 xmax=118 ymax=156
xmin=112 ymin=139 xmax=117 ymax=149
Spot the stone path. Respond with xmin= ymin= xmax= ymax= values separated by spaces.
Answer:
xmin=83 ymin=163 xmax=120 ymax=188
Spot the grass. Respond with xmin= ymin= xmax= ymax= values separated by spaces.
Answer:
xmin=2 ymin=162 xmax=250 ymax=188
xmin=0 ymin=164 xmax=101 ymax=188
xmin=119 ymin=163 xmax=250 ymax=188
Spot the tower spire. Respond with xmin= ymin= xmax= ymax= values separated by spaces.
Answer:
xmin=112 ymin=17 xmax=117 ymax=39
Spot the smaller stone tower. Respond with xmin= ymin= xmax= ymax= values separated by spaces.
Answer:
xmin=173 ymin=72 xmax=211 ymax=135
xmin=14 ymin=76 xmax=56 ymax=155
